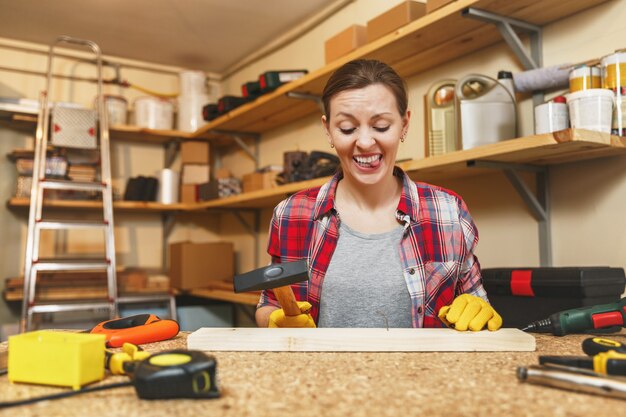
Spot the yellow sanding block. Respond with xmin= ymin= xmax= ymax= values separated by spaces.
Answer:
xmin=8 ymin=331 xmax=106 ymax=390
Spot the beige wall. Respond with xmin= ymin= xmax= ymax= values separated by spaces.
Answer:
xmin=218 ymin=0 xmax=626 ymax=272
xmin=1 ymin=1 xmax=625 ymax=327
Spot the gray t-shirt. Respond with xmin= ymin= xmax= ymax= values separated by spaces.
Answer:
xmin=317 ymin=221 xmax=412 ymax=328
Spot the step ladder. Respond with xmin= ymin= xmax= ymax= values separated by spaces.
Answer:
xmin=21 ymin=36 xmax=118 ymax=332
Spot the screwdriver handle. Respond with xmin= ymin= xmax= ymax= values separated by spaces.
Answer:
xmin=594 ymin=351 xmax=626 ymax=376
xmin=583 ymin=337 xmax=626 ymax=356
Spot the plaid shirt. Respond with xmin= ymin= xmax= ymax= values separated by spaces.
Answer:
xmin=259 ymin=167 xmax=488 ymax=327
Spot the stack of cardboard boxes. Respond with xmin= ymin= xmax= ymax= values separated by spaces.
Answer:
xmin=180 ymin=141 xmax=210 ymax=203
xmin=324 ymin=0 xmax=456 ymax=64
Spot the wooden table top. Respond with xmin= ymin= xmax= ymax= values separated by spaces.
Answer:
xmin=1 ymin=330 xmax=624 ymax=417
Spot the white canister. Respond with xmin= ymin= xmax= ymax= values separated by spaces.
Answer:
xmin=179 ymin=70 xmax=207 ymax=96
xmin=567 ymin=88 xmax=614 ymax=133
xmin=133 ymin=97 xmax=174 ymax=130
xmin=177 ymin=93 xmax=209 ymax=132
xmin=104 ymin=95 xmax=128 ymax=126
xmin=534 ymin=98 xmax=568 ymax=134
xmin=158 ymin=168 xmax=179 ymax=204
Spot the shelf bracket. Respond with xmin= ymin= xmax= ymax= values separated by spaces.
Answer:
xmin=462 ymin=7 xmax=544 ymax=106
xmin=161 ymin=212 xmax=176 ymax=269
xmin=286 ymin=92 xmax=324 ymax=114
xmin=208 ymin=130 xmax=260 ymax=169
xmin=163 ymin=140 xmax=180 ymax=168
xmin=468 ymin=160 xmax=552 ymax=267
xmin=231 ymin=209 xmax=261 ymax=269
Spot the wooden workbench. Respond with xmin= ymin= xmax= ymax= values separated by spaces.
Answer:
xmin=0 ymin=330 xmax=624 ymax=416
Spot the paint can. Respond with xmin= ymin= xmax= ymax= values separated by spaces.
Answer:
xmin=133 ymin=97 xmax=174 ymax=130
xmin=601 ymin=51 xmax=626 ymax=136
xmin=569 ymin=65 xmax=601 ymax=93
xmin=567 ymin=88 xmax=614 ymax=134
xmin=103 ymin=95 xmax=128 ymax=126
xmin=534 ymin=96 xmax=568 ymax=134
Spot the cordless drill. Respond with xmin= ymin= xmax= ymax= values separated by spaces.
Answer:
xmin=522 ymin=297 xmax=626 ymax=336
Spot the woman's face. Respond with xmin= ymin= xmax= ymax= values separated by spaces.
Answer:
xmin=322 ymin=83 xmax=409 ymax=186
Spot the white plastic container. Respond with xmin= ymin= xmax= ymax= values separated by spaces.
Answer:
xmin=178 ymin=93 xmax=209 ymax=132
xmin=103 ymin=95 xmax=128 ymax=126
xmin=158 ymin=168 xmax=179 ymax=204
xmin=133 ymin=97 xmax=174 ymax=130
xmin=567 ymin=88 xmax=614 ymax=133
xmin=179 ymin=70 xmax=207 ymax=96
xmin=534 ymin=99 xmax=568 ymax=134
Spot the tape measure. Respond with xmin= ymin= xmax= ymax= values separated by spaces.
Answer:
xmin=131 ymin=350 xmax=219 ymax=399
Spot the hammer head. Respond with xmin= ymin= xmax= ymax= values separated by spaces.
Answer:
xmin=233 ymin=260 xmax=309 ymax=293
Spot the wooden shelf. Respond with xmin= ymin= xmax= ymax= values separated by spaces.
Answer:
xmin=8 ymin=130 xmax=626 ymax=212
xmin=175 ymin=280 xmax=260 ymax=306
xmin=192 ymin=129 xmax=626 ymax=209
xmin=192 ymin=0 xmax=609 ymax=142
xmin=7 ymin=197 xmax=193 ymax=212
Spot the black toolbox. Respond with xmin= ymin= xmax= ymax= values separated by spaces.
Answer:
xmin=482 ymin=267 xmax=626 ymax=328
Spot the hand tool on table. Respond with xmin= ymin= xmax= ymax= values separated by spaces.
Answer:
xmin=89 ymin=313 xmax=179 ymax=347
xmin=106 ymin=342 xmax=151 ymax=375
xmin=0 ymin=348 xmax=219 ymax=409
xmin=582 ymin=336 xmax=626 ymax=355
xmin=521 ymin=297 xmax=626 ymax=335
xmin=517 ymin=365 xmax=626 ymax=400
xmin=540 ymin=350 xmax=626 ymax=376
xmin=233 ymin=260 xmax=309 ymax=317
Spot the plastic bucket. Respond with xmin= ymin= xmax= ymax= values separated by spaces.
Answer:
xmin=104 ymin=95 xmax=128 ymax=126
xmin=567 ymin=88 xmax=614 ymax=133
xmin=133 ymin=97 xmax=174 ymax=130
xmin=534 ymin=100 xmax=568 ymax=134
xmin=179 ymin=70 xmax=207 ymax=96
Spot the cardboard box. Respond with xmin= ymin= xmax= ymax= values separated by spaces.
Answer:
xmin=182 ymin=164 xmax=210 ymax=184
xmin=180 ymin=183 xmax=197 ymax=203
xmin=426 ymin=0 xmax=455 ymax=13
xmin=242 ymin=171 xmax=278 ymax=193
xmin=169 ymin=241 xmax=235 ymax=289
xmin=214 ymin=168 xmax=232 ymax=179
xmin=366 ymin=1 xmax=426 ymax=42
xmin=325 ymin=24 xmax=367 ymax=64
xmin=181 ymin=141 xmax=210 ymax=164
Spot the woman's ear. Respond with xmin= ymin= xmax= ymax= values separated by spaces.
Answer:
xmin=402 ymin=110 xmax=411 ymax=137
xmin=321 ymin=115 xmax=332 ymax=146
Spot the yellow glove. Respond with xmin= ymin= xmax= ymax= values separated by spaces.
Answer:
xmin=268 ymin=301 xmax=316 ymax=328
xmin=438 ymin=294 xmax=502 ymax=331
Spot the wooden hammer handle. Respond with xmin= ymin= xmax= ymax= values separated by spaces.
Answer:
xmin=273 ymin=285 xmax=302 ymax=317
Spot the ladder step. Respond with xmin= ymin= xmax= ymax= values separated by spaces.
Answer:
xmin=30 ymin=301 xmax=113 ymax=314
xmin=36 ymin=220 xmax=108 ymax=230
xmin=40 ymin=179 xmax=105 ymax=192
xmin=33 ymin=258 xmax=110 ymax=271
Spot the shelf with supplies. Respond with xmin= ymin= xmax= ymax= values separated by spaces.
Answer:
xmin=0 ymin=105 xmax=198 ymax=144
xmin=190 ymin=129 xmax=626 ymax=210
xmin=191 ymin=0 xmax=609 ymax=142
xmin=7 ymin=129 xmax=626 ymax=213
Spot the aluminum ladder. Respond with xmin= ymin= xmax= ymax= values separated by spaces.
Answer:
xmin=21 ymin=36 xmax=118 ymax=332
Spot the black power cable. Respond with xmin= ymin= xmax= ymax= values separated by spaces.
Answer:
xmin=0 ymin=381 xmax=132 ymax=409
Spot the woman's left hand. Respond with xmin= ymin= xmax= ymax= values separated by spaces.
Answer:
xmin=438 ymin=294 xmax=503 ymax=331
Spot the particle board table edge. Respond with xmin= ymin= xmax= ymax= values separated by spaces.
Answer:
xmin=187 ymin=327 xmax=535 ymax=352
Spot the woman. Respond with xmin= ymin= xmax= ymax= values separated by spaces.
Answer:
xmin=256 ymin=59 xmax=502 ymax=331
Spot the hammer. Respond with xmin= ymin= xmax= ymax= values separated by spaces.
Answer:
xmin=233 ymin=260 xmax=309 ymax=316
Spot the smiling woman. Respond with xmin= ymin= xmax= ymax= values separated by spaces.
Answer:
xmin=255 ymin=59 xmax=503 ymax=331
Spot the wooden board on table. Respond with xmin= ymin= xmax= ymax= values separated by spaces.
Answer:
xmin=187 ymin=328 xmax=535 ymax=352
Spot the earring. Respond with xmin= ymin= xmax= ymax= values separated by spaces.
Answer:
xmin=400 ymin=134 xmax=406 ymax=143
xmin=330 ymin=143 xmax=335 ymax=148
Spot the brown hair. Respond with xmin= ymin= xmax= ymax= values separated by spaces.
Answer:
xmin=322 ymin=59 xmax=408 ymax=121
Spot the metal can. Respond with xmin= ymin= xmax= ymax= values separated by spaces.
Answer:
xmin=569 ymin=65 xmax=601 ymax=93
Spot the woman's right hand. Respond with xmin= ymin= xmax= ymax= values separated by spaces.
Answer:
xmin=268 ymin=301 xmax=316 ymax=328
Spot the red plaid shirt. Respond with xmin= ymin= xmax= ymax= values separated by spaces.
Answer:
xmin=259 ymin=167 xmax=488 ymax=327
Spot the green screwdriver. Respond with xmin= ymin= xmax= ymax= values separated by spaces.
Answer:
xmin=521 ymin=297 xmax=626 ymax=336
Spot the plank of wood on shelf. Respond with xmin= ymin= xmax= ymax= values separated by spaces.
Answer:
xmin=7 ymin=197 xmax=193 ymax=212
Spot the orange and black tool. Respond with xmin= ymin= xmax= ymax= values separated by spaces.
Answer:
xmin=90 ymin=314 xmax=179 ymax=348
